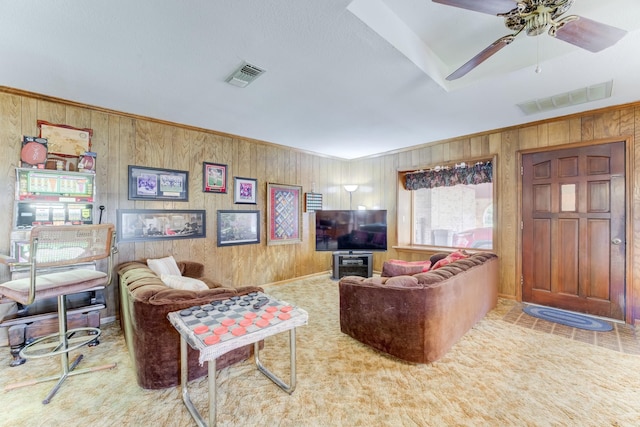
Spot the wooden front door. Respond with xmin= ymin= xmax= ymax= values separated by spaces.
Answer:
xmin=521 ymin=142 xmax=626 ymax=320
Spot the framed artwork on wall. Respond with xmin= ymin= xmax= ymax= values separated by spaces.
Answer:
xmin=128 ymin=165 xmax=189 ymax=201
xmin=217 ymin=210 xmax=260 ymax=246
xmin=203 ymin=162 xmax=227 ymax=193
xmin=267 ymin=182 xmax=302 ymax=245
xmin=37 ymin=120 xmax=93 ymax=171
xmin=117 ymin=209 xmax=205 ymax=243
xmin=234 ymin=177 xmax=257 ymax=204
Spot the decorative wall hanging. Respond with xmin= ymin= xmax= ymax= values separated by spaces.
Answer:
xmin=267 ymin=182 xmax=302 ymax=245
xmin=37 ymin=121 xmax=93 ymax=171
xmin=304 ymin=192 xmax=323 ymax=212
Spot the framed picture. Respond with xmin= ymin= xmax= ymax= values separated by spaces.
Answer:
xmin=117 ymin=209 xmax=205 ymax=243
xmin=37 ymin=120 xmax=93 ymax=171
xmin=234 ymin=177 xmax=257 ymax=204
xmin=267 ymin=182 xmax=302 ymax=245
xmin=128 ymin=165 xmax=188 ymax=201
xmin=203 ymin=162 xmax=227 ymax=193
xmin=217 ymin=210 xmax=260 ymax=247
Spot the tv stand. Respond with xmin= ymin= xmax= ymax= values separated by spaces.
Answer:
xmin=332 ymin=251 xmax=372 ymax=280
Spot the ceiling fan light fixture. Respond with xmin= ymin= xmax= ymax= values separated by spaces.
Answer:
xmin=517 ymin=80 xmax=613 ymax=115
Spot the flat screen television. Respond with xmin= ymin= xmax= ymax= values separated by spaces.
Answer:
xmin=315 ymin=210 xmax=387 ymax=252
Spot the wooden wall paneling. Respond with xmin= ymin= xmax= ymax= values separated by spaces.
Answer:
xmin=65 ymin=105 xmax=91 ymax=130
xmin=4 ymin=89 xmax=640 ymax=322
xmin=619 ymin=107 xmax=635 ymax=136
xmin=498 ymin=129 xmax=518 ymax=297
xmin=20 ymin=97 xmax=38 ymax=137
xmin=470 ymin=135 xmax=488 ymax=158
xmin=581 ymin=115 xmax=595 ymax=141
xmin=430 ymin=143 xmax=444 ymax=165
xmin=115 ymin=117 xmax=136 ymax=266
xmin=448 ymin=138 xmax=467 ymax=161
xmin=536 ymin=123 xmax=549 ymax=148
xmin=37 ymin=99 xmax=66 ymax=126
xmin=519 ymin=125 xmax=539 ymax=150
xmin=418 ymin=145 xmax=432 ymax=167
xmin=0 ymin=93 xmax=21 ymax=283
xmin=548 ymin=120 xmax=571 ymax=146
xmin=593 ymin=109 xmax=620 ymax=139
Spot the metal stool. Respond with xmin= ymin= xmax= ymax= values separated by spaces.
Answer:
xmin=0 ymin=224 xmax=117 ymax=404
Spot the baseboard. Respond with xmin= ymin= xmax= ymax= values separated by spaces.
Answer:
xmin=101 ymin=315 xmax=117 ymax=325
xmin=263 ymin=271 xmax=331 ymax=287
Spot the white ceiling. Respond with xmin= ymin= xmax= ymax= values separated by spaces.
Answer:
xmin=2 ymin=0 xmax=640 ymax=159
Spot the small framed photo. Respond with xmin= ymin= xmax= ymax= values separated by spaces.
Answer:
xmin=128 ymin=165 xmax=188 ymax=201
xmin=203 ymin=162 xmax=228 ymax=193
xmin=217 ymin=210 xmax=260 ymax=247
xmin=234 ymin=177 xmax=257 ymax=204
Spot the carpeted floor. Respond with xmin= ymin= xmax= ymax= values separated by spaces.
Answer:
xmin=1 ymin=274 xmax=640 ymax=426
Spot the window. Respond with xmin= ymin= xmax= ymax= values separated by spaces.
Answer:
xmin=398 ymin=160 xmax=495 ymax=250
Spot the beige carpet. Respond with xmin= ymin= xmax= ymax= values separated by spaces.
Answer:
xmin=2 ymin=274 xmax=640 ymax=426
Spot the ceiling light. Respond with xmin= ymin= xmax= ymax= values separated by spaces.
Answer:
xmin=225 ymin=62 xmax=266 ymax=88
xmin=517 ymin=80 xmax=613 ymax=115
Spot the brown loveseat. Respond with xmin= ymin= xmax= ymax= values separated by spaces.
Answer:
xmin=117 ymin=260 xmax=262 ymax=389
xmin=339 ymin=252 xmax=498 ymax=363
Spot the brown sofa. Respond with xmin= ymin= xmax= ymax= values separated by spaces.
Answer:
xmin=117 ymin=260 xmax=262 ymax=389
xmin=339 ymin=252 xmax=498 ymax=363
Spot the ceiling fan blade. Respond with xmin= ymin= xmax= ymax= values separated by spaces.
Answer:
xmin=446 ymin=35 xmax=514 ymax=80
xmin=554 ymin=16 xmax=627 ymax=53
xmin=432 ymin=0 xmax=517 ymax=16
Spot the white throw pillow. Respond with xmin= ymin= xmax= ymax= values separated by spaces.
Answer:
xmin=147 ymin=255 xmax=182 ymax=277
xmin=160 ymin=274 xmax=208 ymax=291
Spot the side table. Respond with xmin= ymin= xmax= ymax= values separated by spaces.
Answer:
xmin=167 ymin=292 xmax=308 ymax=427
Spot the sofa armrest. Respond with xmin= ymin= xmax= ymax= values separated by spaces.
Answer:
xmin=178 ymin=261 xmax=204 ymax=278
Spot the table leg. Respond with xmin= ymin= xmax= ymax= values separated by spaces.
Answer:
xmin=181 ymin=336 xmax=213 ymax=427
xmin=254 ymin=328 xmax=297 ymax=394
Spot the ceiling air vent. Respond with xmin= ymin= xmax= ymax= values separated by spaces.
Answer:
xmin=517 ymin=80 xmax=613 ymax=115
xmin=225 ymin=62 xmax=266 ymax=88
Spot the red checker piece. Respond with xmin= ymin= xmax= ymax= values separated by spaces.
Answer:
xmin=278 ymin=313 xmax=291 ymax=321
xmin=265 ymin=306 xmax=278 ymax=313
xmin=255 ymin=318 xmax=270 ymax=328
xmin=213 ymin=326 xmax=228 ymax=335
xmin=221 ymin=318 xmax=235 ymax=326
xmin=204 ymin=335 xmax=220 ymax=345
xmin=231 ymin=326 xmax=247 ymax=336
xmin=244 ymin=312 xmax=257 ymax=319
xmin=280 ymin=305 xmax=293 ymax=313
xmin=261 ymin=313 xmax=274 ymax=320
xmin=239 ymin=318 xmax=253 ymax=327
xmin=194 ymin=325 xmax=209 ymax=335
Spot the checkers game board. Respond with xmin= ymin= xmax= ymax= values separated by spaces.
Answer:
xmin=168 ymin=291 xmax=308 ymax=362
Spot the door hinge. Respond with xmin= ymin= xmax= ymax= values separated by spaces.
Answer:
xmin=520 ymin=166 xmax=524 ymax=175
xmin=520 ymin=275 xmax=524 ymax=286
xmin=520 ymin=221 xmax=523 ymax=230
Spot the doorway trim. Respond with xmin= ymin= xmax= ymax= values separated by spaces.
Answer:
xmin=517 ymin=136 xmax=634 ymax=324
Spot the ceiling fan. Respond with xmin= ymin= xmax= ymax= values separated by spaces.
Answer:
xmin=433 ymin=0 xmax=627 ymax=80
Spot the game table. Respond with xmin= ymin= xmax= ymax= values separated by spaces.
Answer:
xmin=167 ymin=291 xmax=308 ymax=427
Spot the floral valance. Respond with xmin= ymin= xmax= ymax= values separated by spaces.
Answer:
xmin=404 ymin=161 xmax=492 ymax=190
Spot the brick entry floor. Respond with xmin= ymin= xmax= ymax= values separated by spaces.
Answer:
xmin=502 ymin=303 xmax=640 ymax=355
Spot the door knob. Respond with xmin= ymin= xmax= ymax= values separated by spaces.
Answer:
xmin=612 ymin=238 xmax=622 ymax=245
